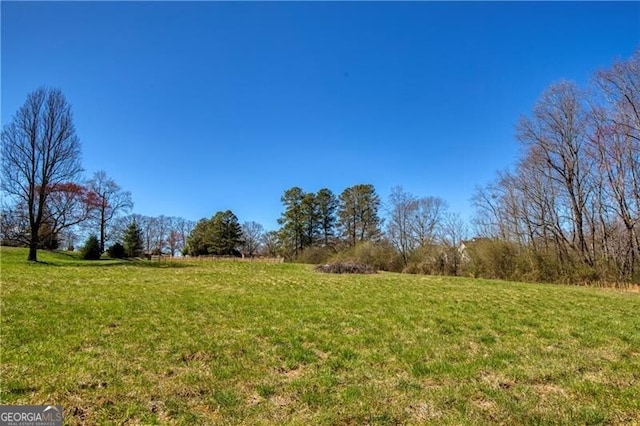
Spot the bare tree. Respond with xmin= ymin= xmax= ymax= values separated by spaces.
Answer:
xmin=588 ymin=50 xmax=640 ymax=278
xmin=115 ymin=214 xmax=193 ymax=257
xmin=166 ymin=229 xmax=181 ymax=257
xmin=173 ymin=217 xmax=195 ymax=256
xmin=470 ymin=50 xmax=640 ymax=283
xmin=410 ymin=196 xmax=447 ymax=248
xmin=45 ymin=182 xmax=99 ymax=238
xmin=386 ymin=186 xmax=417 ymax=265
xmin=241 ymin=221 xmax=264 ymax=258
xmin=1 ymin=88 xmax=83 ymax=261
xmin=517 ymin=81 xmax=594 ymax=267
xmin=261 ymin=230 xmax=281 ymax=257
xmin=87 ymin=170 xmax=133 ymax=252
xmin=138 ymin=215 xmax=170 ymax=256
xmin=386 ymin=186 xmax=447 ymax=266
xmin=165 ymin=217 xmax=181 ymax=257
xmin=0 ymin=204 xmax=30 ymax=245
xmin=441 ymin=212 xmax=468 ymax=276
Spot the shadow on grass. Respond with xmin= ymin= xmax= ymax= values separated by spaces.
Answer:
xmin=127 ymin=259 xmax=192 ymax=269
xmin=3 ymin=384 xmax=39 ymax=397
xmin=27 ymin=257 xmax=191 ymax=269
xmin=53 ymin=250 xmax=81 ymax=259
xmin=28 ymin=259 xmax=125 ymax=267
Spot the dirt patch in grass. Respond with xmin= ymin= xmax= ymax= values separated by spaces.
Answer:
xmin=407 ymin=401 xmax=443 ymax=421
xmin=471 ymin=395 xmax=499 ymax=412
xmin=532 ymin=383 xmax=568 ymax=398
xmin=479 ymin=371 xmax=516 ymax=390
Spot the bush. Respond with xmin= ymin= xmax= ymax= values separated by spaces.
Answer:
xmin=315 ymin=261 xmax=377 ymax=274
xmin=81 ymin=235 xmax=102 ymax=260
xmin=295 ymin=246 xmax=335 ymax=264
xmin=404 ymin=245 xmax=447 ymax=275
xmin=463 ymin=239 xmax=519 ymax=279
xmin=38 ymin=223 xmax=59 ymax=250
xmin=107 ymin=242 xmax=126 ymax=259
xmin=329 ymin=241 xmax=401 ymax=272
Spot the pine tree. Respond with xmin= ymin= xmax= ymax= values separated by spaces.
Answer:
xmin=184 ymin=211 xmax=243 ymax=256
xmin=122 ymin=221 xmax=144 ymax=258
xmin=301 ymin=192 xmax=321 ymax=247
xmin=338 ymin=184 xmax=382 ymax=246
xmin=316 ymin=188 xmax=338 ymax=246
xmin=185 ymin=218 xmax=209 ymax=256
xmin=81 ymin=235 xmax=101 ymax=260
xmin=278 ymin=187 xmax=306 ymax=256
xmin=208 ymin=210 xmax=243 ymax=256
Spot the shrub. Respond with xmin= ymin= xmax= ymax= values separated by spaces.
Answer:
xmin=295 ymin=246 xmax=335 ymax=264
xmin=329 ymin=241 xmax=400 ymax=272
xmin=37 ymin=223 xmax=59 ymax=250
xmin=315 ymin=261 xmax=377 ymax=274
xmin=81 ymin=235 xmax=101 ymax=260
xmin=463 ymin=239 xmax=519 ymax=280
xmin=404 ymin=245 xmax=447 ymax=275
xmin=107 ymin=242 xmax=126 ymax=259
xmin=402 ymin=263 xmax=419 ymax=274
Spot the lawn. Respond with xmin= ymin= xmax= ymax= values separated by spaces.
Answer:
xmin=1 ymin=247 xmax=639 ymax=425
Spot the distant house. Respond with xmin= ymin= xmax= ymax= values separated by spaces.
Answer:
xmin=458 ymin=237 xmax=492 ymax=264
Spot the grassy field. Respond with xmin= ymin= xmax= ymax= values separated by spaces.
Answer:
xmin=1 ymin=247 xmax=639 ymax=425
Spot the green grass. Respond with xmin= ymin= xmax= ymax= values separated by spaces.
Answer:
xmin=1 ymin=247 xmax=639 ymax=425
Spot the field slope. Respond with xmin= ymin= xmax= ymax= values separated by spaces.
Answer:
xmin=1 ymin=247 xmax=639 ymax=425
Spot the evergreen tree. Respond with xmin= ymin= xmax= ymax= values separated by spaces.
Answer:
xmin=208 ymin=210 xmax=243 ymax=255
xmin=184 ymin=211 xmax=243 ymax=256
xmin=316 ymin=188 xmax=338 ymax=246
xmin=107 ymin=242 xmax=126 ymax=259
xmin=278 ymin=187 xmax=339 ymax=255
xmin=278 ymin=187 xmax=306 ymax=257
xmin=185 ymin=218 xmax=209 ymax=256
xmin=122 ymin=221 xmax=144 ymax=258
xmin=338 ymin=184 xmax=382 ymax=246
xmin=81 ymin=234 xmax=101 ymax=260
xmin=301 ymin=192 xmax=321 ymax=247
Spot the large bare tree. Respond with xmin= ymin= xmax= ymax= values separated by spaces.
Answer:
xmin=517 ymin=81 xmax=594 ymax=267
xmin=87 ymin=170 xmax=133 ymax=252
xmin=1 ymin=88 xmax=83 ymax=261
xmin=589 ymin=50 xmax=640 ymax=278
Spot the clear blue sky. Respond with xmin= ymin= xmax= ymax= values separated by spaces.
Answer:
xmin=2 ymin=1 xmax=638 ymax=231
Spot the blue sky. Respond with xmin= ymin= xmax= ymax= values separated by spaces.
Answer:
xmin=2 ymin=2 xmax=638 ymax=231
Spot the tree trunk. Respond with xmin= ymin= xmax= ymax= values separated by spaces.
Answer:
xmin=28 ymin=235 xmax=38 ymax=261
xmin=100 ymin=204 xmax=106 ymax=253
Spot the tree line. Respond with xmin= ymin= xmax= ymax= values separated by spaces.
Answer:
xmin=254 ymin=184 xmax=467 ymax=275
xmin=3 ymin=49 xmax=638 ymax=285
xmin=0 ymin=87 xmax=198 ymax=260
xmin=0 ymin=89 xmax=468 ymax=269
xmin=471 ymin=49 xmax=640 ymax=283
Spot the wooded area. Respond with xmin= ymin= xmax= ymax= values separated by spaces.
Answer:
xmin=472 ymin=50 xmax=640 ymax=283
